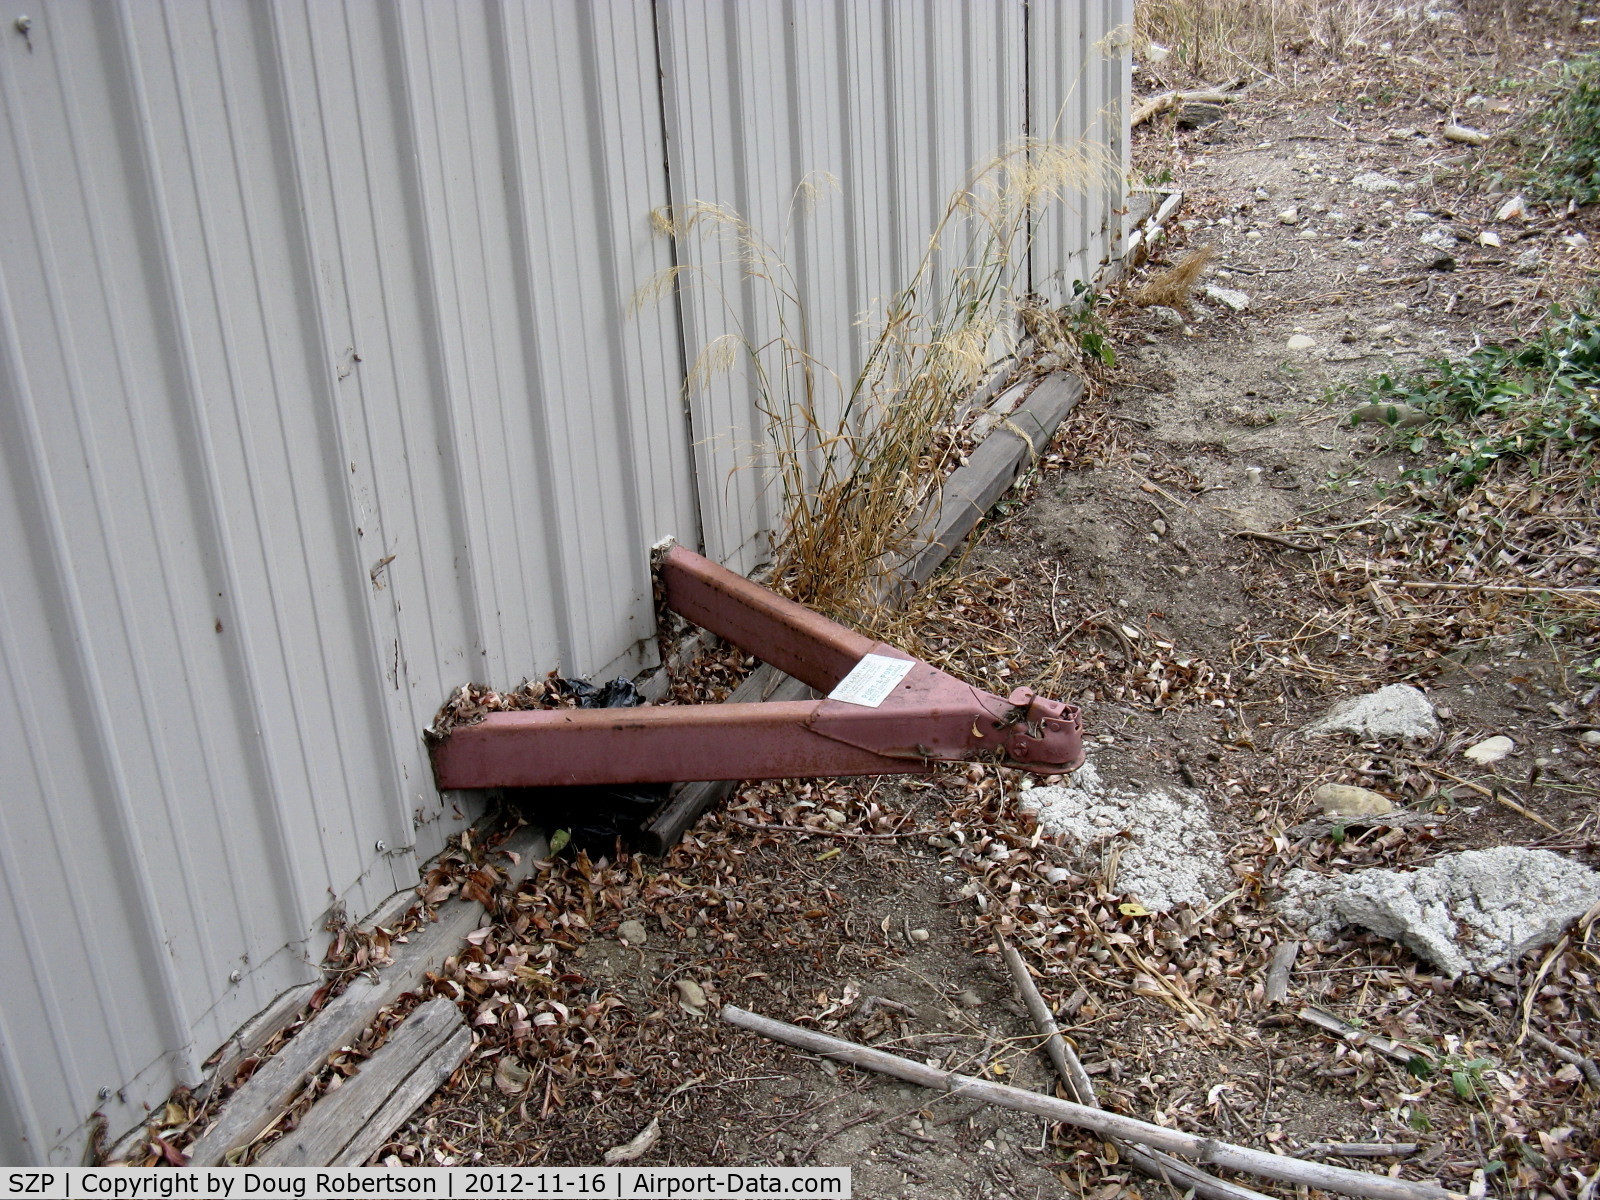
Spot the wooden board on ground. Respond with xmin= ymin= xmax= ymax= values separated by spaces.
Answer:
xmin=185 ymin=824 xmax=546 ymax=1166
xmin=256 ymin=997 xmax=471 ymax=1167
xmin=901 ymin=374 xmax=1085 ymax=588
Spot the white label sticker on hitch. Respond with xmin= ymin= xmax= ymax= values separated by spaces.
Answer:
xmin=827 ymin=653 xmax=915 ymax=708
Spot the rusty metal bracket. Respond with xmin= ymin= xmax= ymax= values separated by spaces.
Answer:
xmin=430 ymin=545 xmax=1084 ymax=788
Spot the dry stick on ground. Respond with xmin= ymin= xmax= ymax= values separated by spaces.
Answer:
xmin=1524 ymin=1029 xmax=1600 ymax=1091
xmin=1298 ymin=1007 xmax=1432 ymax=1067
xmin=1231 ymin=529 xmax=1320 ymax=553
xmin=722 ymin=1005 xmax=1463 ymax=1200
xmin=997 ymin=937 xmax=1273 ymax=1200
xmin=1308 ymin=1144 xmax=1422 ymax=1160
xmin=1263 ymin=941 xmax=1301 ymax=1006
xmin=1132 ymin=88 xmax=1241 ymax=128
xmin=1518 ymin=900 xmax=1600 ymax=1042
xmin=1410 ymin=763 xmax=1561 ymax=833
xmin=1398 ymin=580 xmax=1600 ymax=599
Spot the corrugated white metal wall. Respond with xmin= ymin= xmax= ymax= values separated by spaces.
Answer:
xmin=0 ymin=0 xmax=1128 ymax=1165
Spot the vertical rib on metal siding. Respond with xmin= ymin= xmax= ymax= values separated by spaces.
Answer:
xmin=1028 ymin=0 xmax=1127 ymax=306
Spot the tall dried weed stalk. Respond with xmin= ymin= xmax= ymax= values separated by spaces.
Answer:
xmin=645 ymin=135 xmax=1117 ymax=627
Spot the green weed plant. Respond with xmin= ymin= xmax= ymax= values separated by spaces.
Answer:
xmin=1355 ymin=306 xmax=1600 ymax=493
xmin=1518 ymin=51 xmax=1600 ymax=204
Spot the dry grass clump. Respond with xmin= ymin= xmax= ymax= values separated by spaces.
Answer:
xmin=1135 ymin=0 xmax=1447 ymax=78
xmin=650 ymin=135 xmax=1118 ymax=627
xmin=1130 ymin=244 xmax=1214 ymax=313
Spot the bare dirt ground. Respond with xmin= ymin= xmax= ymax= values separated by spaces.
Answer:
xmin=150 ymin=7 xmax=1600 ymax=1197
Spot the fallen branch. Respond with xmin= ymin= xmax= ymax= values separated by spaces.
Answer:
xmin=1287 ymin=810 xmax=1451 ymax=839
xmin=1397 ymin=580 xmax=1600 ymax=599
xmin=1524 ymin=1029 xmax=1600 ymax=1091
xmin=1411 ymin=764 xmax=1560 ymax=833
xmin=722 ymin=1004 xmax=1463 ymax=1200
xmin=1298 ymin=1006 xmax=1431 ymax=1067
xmin=1264 ymin=941 xmax=1300 ymax=1006
xmin=998 ymin=938 xmax=1270 ymax=1200
xmin=1231 ymin=530 xmax=1319 ymax=553
xmin=1309 ymin=1144 xmax=1421 ymax=1160
xmin=1133 ymin=88 xmax=1240 ymax=128
xmin=1518 ymin=900 xmax=1600 ymax=1041
xmin=997 ymin=937 xmax=1096 ymax=1106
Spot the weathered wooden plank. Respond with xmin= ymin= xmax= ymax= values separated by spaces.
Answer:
xmin=186 ymin=825 xmax=545 ymax=1166
xmin=331 ymin=1023 xmax=473 ymax=1167
xmin=196 ymin=983 xmax=320 ymax=1105
xmin=256 ymin=997 xmax=469 ymax=1167
xmin=901 ymin=374 xmax=1084 ymax=588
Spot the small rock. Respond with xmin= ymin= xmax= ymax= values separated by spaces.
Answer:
xmin=910 ymin=928 xmax=931 ymax=942
xmin=1204 ymin=284 xmax=1251 ymax=312
xmin=1285 ymin=334 xmax=1317 ymax=352
xmin=1463 ymin=735 xmax=1514 ymax=765
xmin=1253 ymin=186 xmax=1271 ymax=200
xmin=1152 ymin=518 xmax=1168 ymax=536
xmin=1369 ymin=322 xmax=1394 ymax=336
xmin=1478 ymin=230 xmax=1502 ymax=247
xmin=617 ymin=919 xmax=649 ymax=946
xmin=1131 ymin=450 xmax=1153 ymax=464
xmin=821 ymin=807 xmax=848 ymax=827
xmin=1562 ymin=232 xmax=1591 ymax=250
xmin=1404 ymin=210 xmax=1434 ymax=224
xmin=1350 ymin=171 xmax=1404 ymax=193
xmin=1441 ymin=123 xmax=1489 ymax=146
xmin=1420 ymin=227 xmax=1457 ymax=251
xmin=1147 ymin=305 xmax=1186 ymax=329
xmin=1495 ymin=194 xmax=1528 ymax=222
xmin=1281 ymin=847 xmax=1600 ymax=977
xmin=1580 ymin=730 xmax=1600 ymax=746
xmin=1348 ymin=401 xmax=1429 ymax=428
xmin=956 ymin=988 xmax=984 ymax=1009
xmin=1244 ymin=466 xmax=1264 ymax=484
xmin=1304 ymin=684 xmax=1439 ymax=743
xmin=1278 ymin=207 xmax=1300 ymax=225
xmin=1314 ymin=783 xmax=1394 ymax=817
xmin=673 ymin=978 xmax=709 ymax=1013
xmin=1515 ymin=247 xmax=1542 ymax=274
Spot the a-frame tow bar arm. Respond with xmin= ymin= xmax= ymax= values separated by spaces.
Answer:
xmin=429 ymin=545 xmax=1085 ymax=789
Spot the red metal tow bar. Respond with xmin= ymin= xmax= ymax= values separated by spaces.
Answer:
xmin=430 ymin=545 xmax=1085 ymax=788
